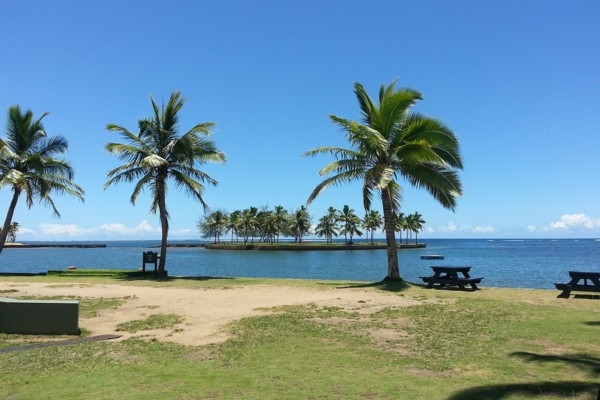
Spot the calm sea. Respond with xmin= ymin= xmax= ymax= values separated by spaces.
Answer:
xmin=1 ymin=239 xmax=599 ymax=290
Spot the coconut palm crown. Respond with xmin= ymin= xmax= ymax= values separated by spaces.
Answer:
xmin=105 ymin=91 xmax=226 ymax=274
xmin=0 ymin=106 xmax=84 ymax=253
xmin=304 ymin=81 xmax=463 ymax=279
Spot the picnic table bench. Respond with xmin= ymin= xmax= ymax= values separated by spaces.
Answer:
xmin=555 ymin=271 xmax=600 ymax=298
xmin=420 ymin=266 xmax=482 ymax=290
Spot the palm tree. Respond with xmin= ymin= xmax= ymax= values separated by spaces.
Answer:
xmin=258 ymin=208 xmax=276 ymax=243
xmin=338 ymin=204 xmax=362 ymax=244
xmin=0 ymin=221 xmax=20 ymax=243
xmin=270 ymin=205 xmax=288 ymax=244
xmin=304 ymin=81 xmax=462 ymax=279
xmin=198 ymin=210 xmax=228 ymax=243
xmin=240 ymin=207 xmax=259 ymax=244
xmin=394 ymin=212 xmax=407 ymax=243
xmin=288 ymin=205 xmax=311 ymax=243
xmin=105 ymin=91 xmax=225 ymax=275
xmin=406 ymin=212 xmax=425 ymax=244
xmin=7 ymin=222 xmax=19 ymax=243
xmin=315 ymin=208 xmax=339 ymax=244
xmin=226 ymin=210 xmax=243 ymax=242
xmin=0 ymin=106 xmax=85 ymax=253
xmin=363 ymin=210 xmax=382 ymax=244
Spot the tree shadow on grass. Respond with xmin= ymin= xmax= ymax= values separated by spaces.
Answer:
xmin=330 ymin=277 xmax=413 ymax=293
xmin=511 ymin=352 xmax=600 ymax=375
xmin=447 ymin=352 xmax=600 ymax=399
xmin=446 ymin=381 xmax=599 ymax=400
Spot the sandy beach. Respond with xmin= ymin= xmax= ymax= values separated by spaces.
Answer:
xmin=0 ymin=280 xmax=421 ymax=346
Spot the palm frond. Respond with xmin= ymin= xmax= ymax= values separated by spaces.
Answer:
xmin=401 ymin=162 xmax=463 ymax=210
xmin=353 ymin=83 xmax=377 ymax=126
xmin=306 ymin=169 xmax=364 ymax=205
xmin=318 ymin=158 xmax=366 ymax=177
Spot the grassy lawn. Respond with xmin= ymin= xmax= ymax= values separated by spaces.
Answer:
xmin=1 ymin=276 xmax=599 ymax=399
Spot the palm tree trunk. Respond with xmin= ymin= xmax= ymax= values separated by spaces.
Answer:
xmin=0 ymin=189 xmax=21 ymax=254
xmin=381 ymin=188 xmax=400 ymax=279
xmin=157 ymin=178 xmax=168 ymax=276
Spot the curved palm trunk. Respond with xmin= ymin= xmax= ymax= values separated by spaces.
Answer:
xmin=381 ymin=188 xmax=400 ymax=279
xmin=157 ymin=179 xmax=168 ymax=276
xmin=0 ymin=189 xmax=21 ymax=254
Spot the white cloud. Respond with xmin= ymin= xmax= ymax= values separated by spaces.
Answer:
xmin=528 ymin=214 xmax=600 ymax=233
xmin=473 ymin=225 xmax=496 ymax=233
xmin=98 ymin=220 xmax=159 ymax=236
xmin=549 ymin=214 xmax=600 ymax=230
xmin=437 ymin=222 xmax=458 ymax=233
xmin=431 ymin=222 xmax=496 ymax=235
xmin=40 ymin=223 xmax=94 ymax=237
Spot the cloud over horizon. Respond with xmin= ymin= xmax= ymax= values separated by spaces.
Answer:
xmin=528 ymin=213 xmax=600 ymax=233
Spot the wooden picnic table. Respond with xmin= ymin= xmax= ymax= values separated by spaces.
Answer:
xmin=555 ymin=271 xmax=600 ymax=298
xmin=420 ymin=266 xmax=482 ymax=290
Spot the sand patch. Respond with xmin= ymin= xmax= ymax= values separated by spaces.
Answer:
xmin=0 ymin=281 xmax=419 ymax=346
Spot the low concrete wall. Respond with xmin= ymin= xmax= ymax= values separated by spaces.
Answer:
xmin=0 ymin=297 xmax=79 ymax=335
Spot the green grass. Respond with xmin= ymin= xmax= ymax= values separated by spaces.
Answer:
xmin=116 ymin=314 xmax=184 ymax=333
xmin=1 ymin=276 xmax=599 ymax=399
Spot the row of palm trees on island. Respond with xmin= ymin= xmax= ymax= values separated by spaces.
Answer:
xmin=0 ymin=80 xmax=462 ymax=280
xmin=199 ymin=205 xmax=426 ymax=246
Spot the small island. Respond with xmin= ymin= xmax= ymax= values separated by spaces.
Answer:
xmin=203 ymin=242 xmax=425 ymax=251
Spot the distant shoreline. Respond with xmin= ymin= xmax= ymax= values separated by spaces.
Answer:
xmin=4 ymin=243 xmax=107 ymax=249
xmin=4 ymin=242 xmax=425 ymax=251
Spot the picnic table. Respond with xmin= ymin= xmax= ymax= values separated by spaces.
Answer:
xmin=420 ymin=266 xmax=482 ymax=290
xmin=555 ymin=271 xmax=600 ymax=298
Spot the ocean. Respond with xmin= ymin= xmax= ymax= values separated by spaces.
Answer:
xmin=1 ymin=239 xmax=599 ymax=290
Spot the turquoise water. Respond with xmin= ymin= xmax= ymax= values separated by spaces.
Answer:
xmin=1 ymin=239 xmax=599 ymax=289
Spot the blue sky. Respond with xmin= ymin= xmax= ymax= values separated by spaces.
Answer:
xmin=1 ymin=1 xmax=599 ymax=241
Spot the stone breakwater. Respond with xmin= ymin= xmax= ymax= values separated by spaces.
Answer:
xmin=5 ymin=244 xmax=107 ymax=249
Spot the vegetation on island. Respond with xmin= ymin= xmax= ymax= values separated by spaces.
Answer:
xmin=198 ymin=204 xmax=426 ymax=247
xmin=104 ymin=91 xmax=226 ymax=276
xmin=0 ymin=106 xmax=85 ymax=254
xmin=304 ymin=81 xmax=463 ymax=280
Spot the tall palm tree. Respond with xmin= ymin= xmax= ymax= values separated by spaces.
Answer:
xmin=258 ymin=208 xmax=276 ymax=243
xmin=304 ymin=81 xmax=463 ymax=279
xmin=0 ymin=106 xmax=84 ymax=253
xmin=315 ymin=208 xmax=339 ymax=244
xmin=288 ymin=205 xmax=311 ymax=243
xmin=226 ymin=210 xmax=243 ymax=242
xmin=406 ymin=212 xmax=425 ymax=244
xmin=105 ymin=91 xmax=225 ymax=275
xmin=270 ymin=205 xmax=288 ymax=244
xmin=198 ymin=210 xmax=228 ymax=243
xmin=394 ymin=212 xmax=407 ymax=243
xmin=363 ymin=210 xmax=383 ymax=245
xmin=338 ymin=204 xmax=362 ymax=244
xmin=240 ymin=207 xmax=259 ymax=244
